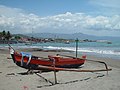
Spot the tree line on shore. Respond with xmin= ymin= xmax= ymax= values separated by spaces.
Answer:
xmin=0 ymin=31 xmax=72 ymax=44
xmin=1 ymin=30 xmax=103 ymax=44
xmin=0 ymin=30 xmax=12 ymax=40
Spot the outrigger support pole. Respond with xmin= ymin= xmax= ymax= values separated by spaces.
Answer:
xmin=55 ymin=54 xmax=112 ymax=75
xmin=52 ymin=58 xmax=57 ymax=84
xmin=38 ymin=65 xmax=112 ymax=72
xmin=86 ymin=59 xmax=110 ymax=75
xmin=75 ymin=38 xmax=79 ymax=58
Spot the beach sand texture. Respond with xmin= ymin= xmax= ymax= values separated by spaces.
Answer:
xmin=0 ymin=48 xmax=120 ymax=90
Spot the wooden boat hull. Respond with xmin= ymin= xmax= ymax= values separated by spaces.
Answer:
xmin=11 ymin=54 xmax=39 ymax=70
xmin=11 ymin=52 xmax=85 ymax=70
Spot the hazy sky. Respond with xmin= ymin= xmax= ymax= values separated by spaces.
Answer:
xmin=0 ymin=0 xmax=120 ymax=36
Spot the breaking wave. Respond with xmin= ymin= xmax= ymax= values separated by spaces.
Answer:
xmin=44 ymin=46 xmax=120 ymax=55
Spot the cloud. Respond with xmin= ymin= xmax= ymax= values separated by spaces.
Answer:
xmin=89 ymin=0 xmax=120 ymax=9
xmin=0 ymin=5 xmax=24 ymax=17
xmin=89 ymin=0 xmax=120 ymax=16
xmin=0 ymin=5 xmax=120 ymax=34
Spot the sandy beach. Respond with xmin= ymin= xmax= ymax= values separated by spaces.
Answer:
xmin=0 ymin=48 xmax=120 ymax=90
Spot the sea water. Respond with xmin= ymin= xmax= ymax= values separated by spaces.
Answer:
xmin=0 ymin=39 xmax=120 ymax=60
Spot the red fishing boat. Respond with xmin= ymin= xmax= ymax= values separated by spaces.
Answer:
xmin=9 ymin=46 xmax=86 ymax=71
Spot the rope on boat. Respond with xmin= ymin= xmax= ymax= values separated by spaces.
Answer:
xmin=20 ymin=52 xmax=32 ymax=66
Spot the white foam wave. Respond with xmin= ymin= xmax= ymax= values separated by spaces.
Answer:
xmin=44 ymin=46 xmax=120 ymax=55
xmin=1 ymin=44 xmax=120 ymax=56
xmin=44 ymin=46 xmax=76 ymax=51
xmin=78 ymin=48 xmax=120 ymax=55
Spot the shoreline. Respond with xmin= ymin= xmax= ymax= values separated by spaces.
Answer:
xmin=1 ymin=43 xmax=120 ymax=60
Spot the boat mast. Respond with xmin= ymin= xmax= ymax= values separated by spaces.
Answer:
xmin=75 ymin=38 xmax=79 ymax=58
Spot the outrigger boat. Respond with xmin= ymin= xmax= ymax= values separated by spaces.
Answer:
xmin=9 ymin=44 xmax=111 ymax=72
xmin=8 ymin=44 xmax=112 ymax=84
xmin=9 ymin=45 xmax=86 ymax=71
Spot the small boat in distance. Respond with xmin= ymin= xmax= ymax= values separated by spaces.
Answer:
xmin=65 ymin=41 xmax=70 ymax=44
xmin=107 ymin=42 xmax=112 ymax=44
xmin=96 ymin=40 xmax=112 ymax=44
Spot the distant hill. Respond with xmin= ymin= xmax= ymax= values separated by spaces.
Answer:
xmin=25 ymin=33 xmax=120 ymax=40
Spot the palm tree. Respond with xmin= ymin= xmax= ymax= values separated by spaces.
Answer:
xmin=0 ymin=32 xmax=2 ymax=40
xmin=2 ymin=30 xmax=6 ymax=40
xmin=6 ymin=31 xmax=11 ymax=41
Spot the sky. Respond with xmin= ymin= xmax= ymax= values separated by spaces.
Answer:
xmin=0 ymin=0 xmax=120 ymax=36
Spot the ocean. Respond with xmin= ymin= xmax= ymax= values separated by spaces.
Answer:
xmin=0 ymin=39 xmax=120 ymax=60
